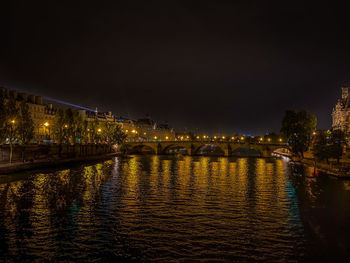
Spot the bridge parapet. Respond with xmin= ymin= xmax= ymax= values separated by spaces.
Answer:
xmin=125 ymin=141 xmax=289 ymax=157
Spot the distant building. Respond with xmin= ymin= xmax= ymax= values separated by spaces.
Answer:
xmin=134 ymin=118 xmax=175 ymax=141
xmin=1 ymin=87 xmax=176 ymax=143
xmin=332 ymin=87 xmax=350 ymax=131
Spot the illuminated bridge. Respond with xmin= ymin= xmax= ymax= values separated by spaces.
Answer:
xmin=125 ymin=141 xmax=290 ymax=157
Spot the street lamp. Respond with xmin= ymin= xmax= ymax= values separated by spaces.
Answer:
xmin=44 ymin=122 xmax=50 ymax=140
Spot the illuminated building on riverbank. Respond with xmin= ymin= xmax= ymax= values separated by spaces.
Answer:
xmin=0 ymin=87 xmax=175 ymax=143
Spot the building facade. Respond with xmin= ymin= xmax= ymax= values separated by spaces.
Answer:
xmin=1 ymin=87 xmax=175 ymax=143
xmin=332 ymin=87 xmax=350 ymax=132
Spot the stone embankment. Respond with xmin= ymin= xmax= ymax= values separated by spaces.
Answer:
xmin=0 ymin=144 xmax=118 ymax=175
xmin=292 ymin=156 xmax=350 ymax=178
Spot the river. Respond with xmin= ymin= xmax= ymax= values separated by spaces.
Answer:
xmin=0 ymin=155 xmax=350 ymax=262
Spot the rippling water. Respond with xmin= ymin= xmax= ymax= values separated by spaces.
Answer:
xmin=1 ymin=156 xmax=350 ymax=262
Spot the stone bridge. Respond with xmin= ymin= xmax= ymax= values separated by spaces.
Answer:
xmin=125 ymin=141 xmax=289 ymax=157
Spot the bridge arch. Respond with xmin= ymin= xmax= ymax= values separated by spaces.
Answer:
xmin=193 ymin=143 xmax=227 ymax=156
xmin=231 ymin=146 xmax=262 ymax=157
xmin=128 ymin=144 xmax=158 ymax=155
xmin=161 ymin=144 xmax=190 ymax=155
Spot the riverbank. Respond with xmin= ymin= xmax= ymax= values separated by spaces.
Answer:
xmin=0 ymin=152 xmax=119 ymax=175
xmin=292 ymin=156 xmax=350 ymax=178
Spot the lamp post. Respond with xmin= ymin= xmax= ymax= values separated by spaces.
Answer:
xmin=44 ymin=122 xmax=50 ymax=140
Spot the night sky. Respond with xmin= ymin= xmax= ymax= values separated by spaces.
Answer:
xmin=1 ymin=1 xmax=350 ymax=135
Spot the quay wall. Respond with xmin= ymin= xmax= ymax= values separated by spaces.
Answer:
xmin=0 ymin=144 xmax=113 ymax=164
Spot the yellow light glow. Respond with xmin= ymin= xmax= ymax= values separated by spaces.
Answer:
xmin=154 ymin=136 xmax=157 ymax=139
xmin=260 ymin=137 xmax=263 ymax=141
xmin=196 ymin=136 xmax=200 ymax=139
xmin=268 ymin=138 xmax=271 ymax=142
xmin=240 ymin=136 xmax=244 ymax=140
xmin=144 ymin=132 xmax=147 ymax=135
xmin=231 ymin=137 xmax=235 ymax=140
xmin=98 ymin=128 xmax=102 ymax=132
xmin=132 ymin=129 xmax=136 ymax=133
xmin=186 ymin=136 xmax=189 ymax=139
xmin=222 ymin=136 xmax=225 ymax=139
xmin=214 ymin=136 xmax=217 ymax=139
xmin=203 ymin=135 xmax=206 ymax=138
xmin=166 ymin=136 xmax=169 ymax=140
xmin=44 ymin=122 xmax=49 ymax=127
xmin=11 ymin=119 xmax=15 ymax=124
xmin=279 ymin=138 xmax=282 ymax=142
xmin=64 ymin=124 xmax=68 ymax=128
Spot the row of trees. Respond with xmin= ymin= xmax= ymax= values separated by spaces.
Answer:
xmin=280 ymin=110 xmax=347 ymax=162
xmin=0 ymin=93 xmax=35 ymax=162
xmin=312 ymin=129 xmax=346 ymax=163
xmin=0 ymin=93 xmax=127 ymax=163
xmin=51 ymin=109 xmax=127 ymax=145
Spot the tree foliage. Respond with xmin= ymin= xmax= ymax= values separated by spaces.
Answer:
xmin=313 ymin=129 xmax=346 ymax=163
xmin=281 ymin=110 xmax=317 ymax=157
xmin=51 ymin=109 xmax=126 ymax=145
xmin=17 ymin=101 xmax=34 ymax=144
xmin=0 ymin=94 xmax=34 ymax=162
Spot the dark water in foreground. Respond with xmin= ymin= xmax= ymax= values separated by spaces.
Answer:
xmin=1 ymin=156 xmax=350 ymax=262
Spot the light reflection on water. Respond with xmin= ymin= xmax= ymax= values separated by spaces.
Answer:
xmin=0 ymin=156 xmax=350 ymax=262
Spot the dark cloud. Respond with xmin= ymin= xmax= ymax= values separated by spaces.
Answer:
xmin=1 ymin=0 xmax=350 ymax=134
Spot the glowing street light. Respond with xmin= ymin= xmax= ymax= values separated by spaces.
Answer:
xmin=165 ymin=136 xmax=169 ymax=140
xmin=11 ymin=119 xmax=15 ymax=124
xmin=240 ymin=136 xmax=244 ymax=140
xmin=267 ymin=138 xmax=271 ymax=142
xmin=44 ymin=122 xmax=49 ymax=127
xmin=154 ymin=136 xmax=157 ymax=139
xmin=222 ymin=136 xmax=225 ymax=139
xmin=98 ymin=128 xmax=102 ymax=132
xmin=279 ymin=138 xmax=282 ymax=142
xmin=64 ymin=124 xmax=68 ymax=128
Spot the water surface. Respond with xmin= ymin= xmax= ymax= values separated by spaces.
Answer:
xmin=0 ymin=156 xmax=350 ymax=262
